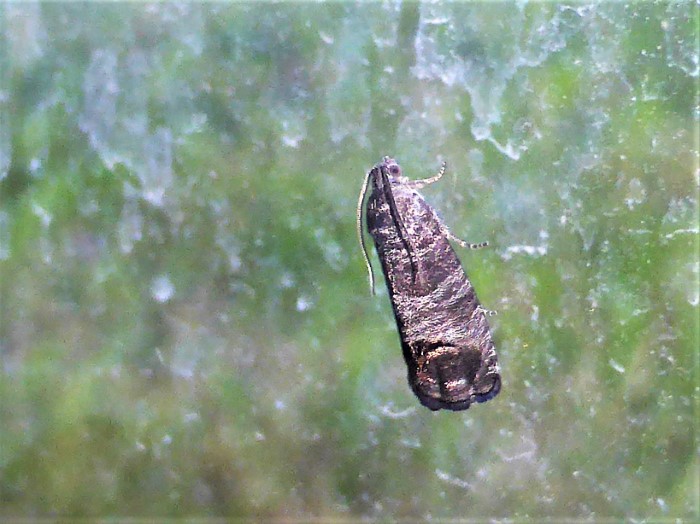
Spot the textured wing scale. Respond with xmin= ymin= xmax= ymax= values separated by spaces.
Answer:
xmin=363 ymin=157 xmax=500 ymax=411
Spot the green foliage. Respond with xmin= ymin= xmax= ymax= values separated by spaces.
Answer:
xmin=0 ymin=2 xmax=697 ymax=520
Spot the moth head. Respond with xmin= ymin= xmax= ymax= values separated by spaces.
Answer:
xmin=381 ymin=157 xmax=402 ymax=179
xmin=410 ymin=343 xmax=501 ymax=411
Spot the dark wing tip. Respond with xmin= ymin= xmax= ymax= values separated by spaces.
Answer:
xmin=411 ymin=372 xmax=502 ymax=412
xmin=472 ymin=373 xmax=501 ymax=404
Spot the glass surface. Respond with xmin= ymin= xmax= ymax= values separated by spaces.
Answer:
xmin=1 ymin=2 xmax=697 ymax=520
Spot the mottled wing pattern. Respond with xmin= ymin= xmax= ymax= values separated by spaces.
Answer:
xmin=365 ymin=157 xmax=500 ymax=411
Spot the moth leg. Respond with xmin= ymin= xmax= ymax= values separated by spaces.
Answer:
xmin=413 ymin=160 xmax=489 ymax=249
xmin=409 ymin=161 xmax=446 ymax=189
xmin=445 ymin=228 xmax=489 ymax=250
xmin=476 ymin=306 xmax=498 ymax=317
xmin=414 ymin=161 xmax=489 ymax=250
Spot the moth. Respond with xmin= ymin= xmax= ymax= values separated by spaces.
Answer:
xmin=356 ymin=156 xmax=501 ymax=411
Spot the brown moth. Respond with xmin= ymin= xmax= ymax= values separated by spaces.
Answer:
xmin=357 ymin=156 xmax=500 ymax=411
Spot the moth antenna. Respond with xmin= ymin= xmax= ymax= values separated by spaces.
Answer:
xmin=357 ymin=169 xmax=376 ymax=295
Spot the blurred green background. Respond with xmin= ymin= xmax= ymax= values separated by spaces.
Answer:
xmin=0 ymin=1 xmax=697 ymax=520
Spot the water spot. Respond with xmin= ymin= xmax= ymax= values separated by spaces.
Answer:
xmin=0 ymin=112 xmax=8 ymax=181
xmin=118 ymin=200 xmax=143 ymax=254
xmin=216 ymin=236 xmax=242 ymax=272
xmin=399 ymin=436 xmax=421 ymax=449
xmin=280 ymin=118 xmax=305 ymax=148
xmin=609 ymin=359 xmax=625 ymax=374
xmin=435 ymin=469 xmax=472 ymax=490
xmin=280 ymin=272 xmax=295 ymax=289
xmin=31 ymin=202 xmax=52 ymax=227
xmin=502 ymin=244 xmax=548 ymax=260
xmin=29 ymin=157 xmax=42 ymax=175
xmin=183 ymin=412 xmax=199 ymax=423
xmin=624 ymin=178 xmax=646 ymax=209
xmin=140 ymin=127 xmax=173 ymax=207
xmin=151 ymin=274 xmax=175 ymax=303
xmin=686 ymin=262 xmax=699 ymax=306
xmin=315 ymin=228 xmax=344 ymax=271
xmin=662 ymin=4 xmax=699 ymax=77
xmin=296 ymin=295 xmax=313 ymax=312
xmin=378 ymin=404 xmax=416 ymax=419
xmin=5 ymin=3 xmax=45 ymax=69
